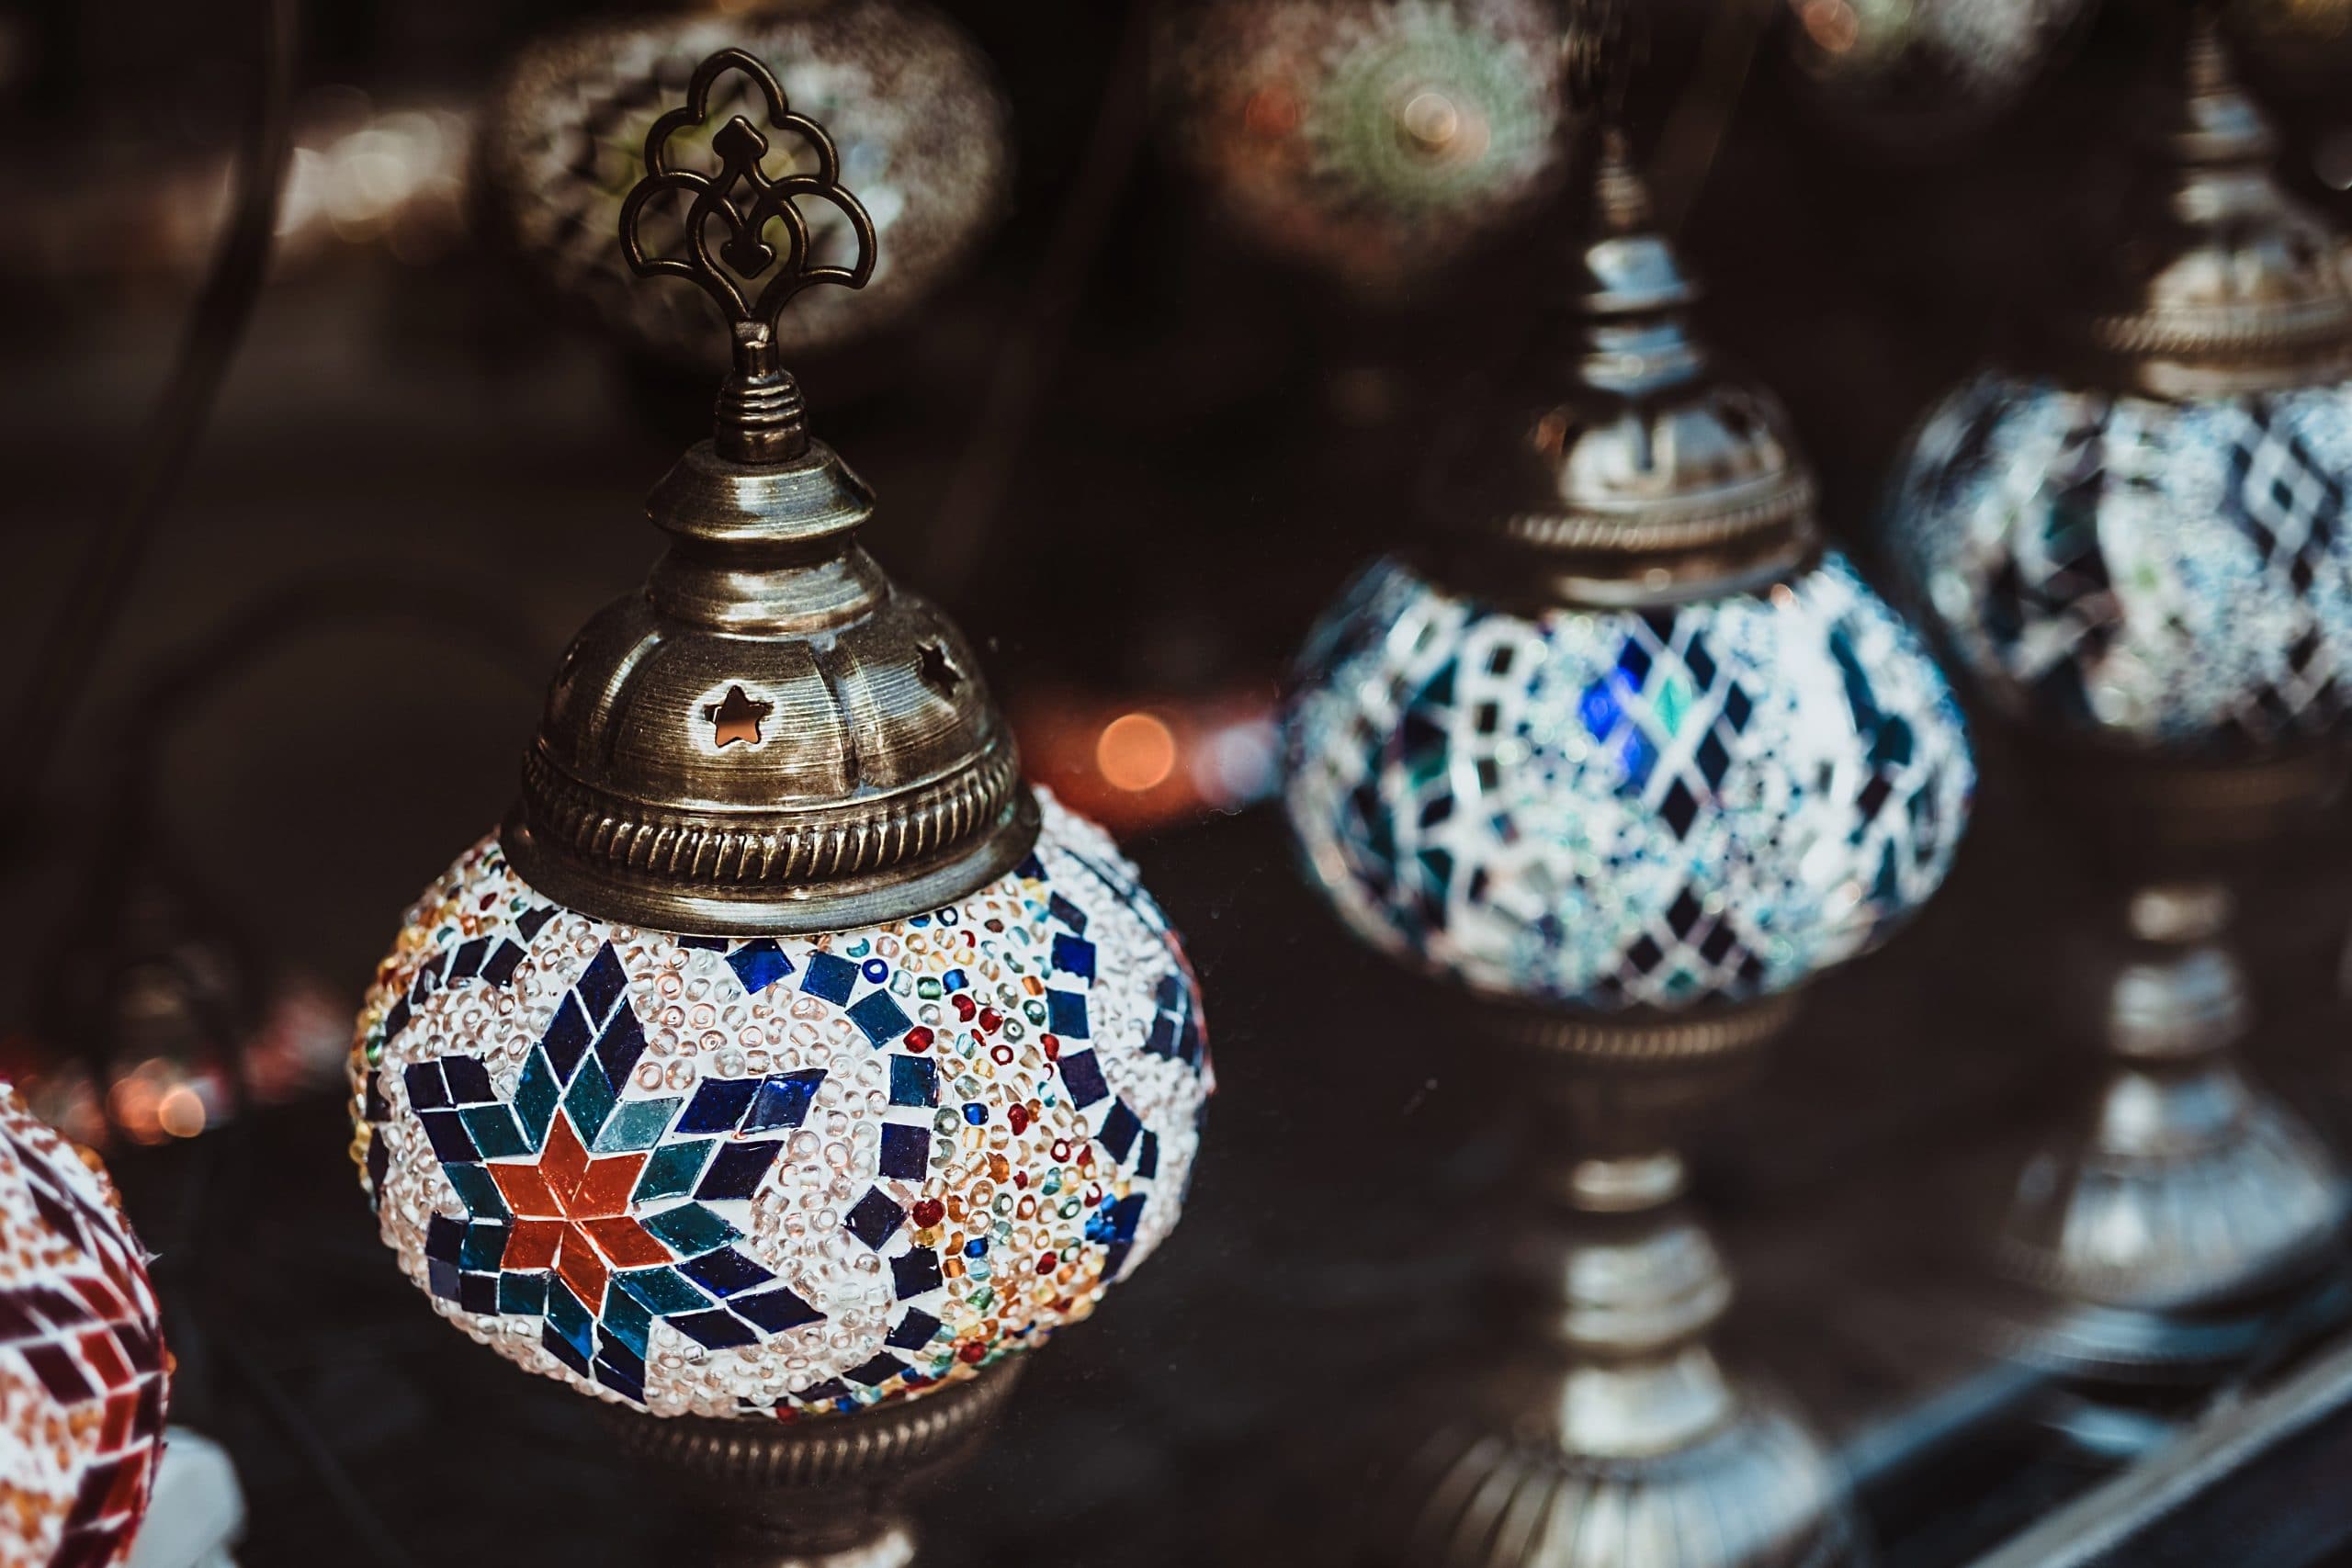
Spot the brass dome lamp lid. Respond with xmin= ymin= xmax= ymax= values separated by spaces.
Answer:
xmin=2055 ymin=14 xmax=2352 ymax=398
xmin=1420 ymin=127 xmax=1819 ymax=611
xmin=499 ymin=49 xmax=1036 ymax=934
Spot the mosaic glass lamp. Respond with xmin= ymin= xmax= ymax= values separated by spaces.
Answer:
xmin=351 ymin=48 xmax=1210 ymax=1555
xmin=1154 ymin=0 xmax=1570 ymax=297
xmin=1887 ymin=15 xmax=2351 ymax=1392
xmin=480 ymin=0 xmax=1012 ymax=375
xmin=0 ymin=1081 xmax=170 ymax=1568
xmin=1283 ymin=130 xmax=1971 ymax=1568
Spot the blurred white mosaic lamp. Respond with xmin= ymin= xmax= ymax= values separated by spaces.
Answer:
xmin=349 ymin=47 xmax=1209 ymax=1562
xmin=1281 ymin=123 xmax=1973 ymax=1568
xmin=1886 ymin=17 xmax=2352 ymax=1394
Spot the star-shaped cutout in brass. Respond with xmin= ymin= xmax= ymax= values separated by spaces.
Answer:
xmin=703 ymin=684 xmax=773 ymax=748
xmin=915 ymin=641 xmax=962 ymax=693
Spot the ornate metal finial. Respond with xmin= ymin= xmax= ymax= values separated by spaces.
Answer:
xmin=616 ymin=47 xmax=878 ymax=462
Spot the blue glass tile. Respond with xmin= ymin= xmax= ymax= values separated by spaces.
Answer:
xmin=441 ymin=1055 xmax=494 ymax=1105
xmin=1046 ymin=991 xmax=1090 ymax=1040
xmin=727 ymin=939 xmax=794 ymax=994
xmin=541 ymin=1323 xmax=593 ymax=1378
xmin=677 ymin=1077 xmax=760 ymax=1135
xmin=616 ymin=1268 xmax=709 ymax=1317
xmin=444 ymin=1163 xmax=509 ymax=1219
xmin=794 ymin=1378 xmax=852 ymax=1404
xmin=845 ymin=1353 xmax=904 ymax=1387
xmin=540 ymin=994 xmax=592 ymax=1081
xmin=678 ymin=935 xmax=729 ymax=952
xmin=1047 ymin=894 xmax=1086 ymax=933
xmin=424 ymin=1214 xmax=465 ymax=1265
xmin=1014 ymin=853 xmax=1046 ymax=881
xmin=545 ymin=1283 xmax=594 ymax=1357
xmin=742 ymin=1070 xmax=825 ymax=1133
xmin=941 ymin=968 xmax=968 ymax=992
xmin=800 ymin=952 xmax=858 ymax=1004
xmin=681 ymin=1248 xmax=775 ymax=1298
xmin=480 ymin=940 xmax=526 ymax=987
xmin=844 ymin=1188 xmax=905 ymax=1249
xmin=672 ymin=1310 xmax=759 ymax=1349
xmin=417 ymin=1111 xmax=480 ymax=1165
xmin=594 ymin=1007 xmax=647 ymax=1083
xmin=402 ymin=1062 xmax=449 ymax=1111
xmin=447 ymin=937 xmax=489 ymax=982
xmin=734 ymin=1287 xmax=823 ymax=1334
xmin=888 ymin=1055 xmax=937 ymax=1108
xmin=1155 ymin=975 xmax=1184 ymax=1010
xmin=1617 ymin=634 xmax=1653 ymax=685
xmin=381 ymin=999 xmax=411 ymax=1044
xmin=847 ymin=991 xmax=913 ymax=1046
xmin=592 ymin=1097 xmax=680 ymax=1155
xmin=1057 ymin=1050 xmax=1109 ymax=1108
xmin=594 ymin=1358 xmax=645 ymax=1403
xmin=514 ymin=1048 xmax=560 ymax=1146
xmin=458 ymin=1105 xmax=529 ymax=1160
xmin=561 ymin=1059 xmax=618 ymax=1142
xmin=514 ymin=906 xmax=557 ymax=942
xmin=603 ymin=1286 xmax=652 ymax=1359
xmin=633 ymin=1139 xmax=713 ymax=1203
xmin=426 ymin=1259 xmax=461 ymax=1303
xmin=643 ymin=1203 xmax=742 ymax=1256
xmin=1051 ymin=933 xmax=1096 ymax=982
xmin=1097 ymin=1100 xmax=1142 ymax=1163
xmin=1618 ymin=726 xmax=1657 ymax=792
xmin=890 ymin=1248 xmax=943 ymax=1300
xmin=962 ymin=1102 xmax=988 ymax=1126
xmin=497 ymin=1271 xmax=547 ymax=1316
xmin=885 ymin=1309 xmax=941 ymax=1351
xmin=695 ymin=1140 xmax=782 ymax=1201
xmin=878 ymin=1123 xmax=929 ymax=1180
xmin=1145 ymin=1014 xmax=1177 ymax=1057
xmin=458 ymin=1270 xmax=501 ymax=1314
xmin=1137 ymin=1131 xmax=1159 ymax=1179
xmin=576 ymin=944 xmax=628 ymax=1024
xmin=458 ymin=1221 xmax=508 ymax=1270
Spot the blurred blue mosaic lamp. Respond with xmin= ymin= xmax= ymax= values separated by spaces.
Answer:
xmin=1283 ymin=130 xmax=1971 ymax=1568
xmin=1886 ymin=16 xmax=2351 ymax=1393
xmin=347 ymin=48 xmax=1211 ymax=1562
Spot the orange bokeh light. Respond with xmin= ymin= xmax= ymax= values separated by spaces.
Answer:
xmin=1096 ymin=713 xmax=1178 ymax=793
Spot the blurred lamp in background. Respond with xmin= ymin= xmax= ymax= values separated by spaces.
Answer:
xmin=0 ymin=1082 xmax=170 ymax=1568
xmin=1283 ymin=124 xmax=1972 ymax=1568
xmin=479 ymin=0 xmax=1011 ymax=374
xmin=1781 ymin=0 xmax=2097 ymax=152
xmin=351 ymin=48 xmax=1209 ymax=1562
xmin=1154 ymin=0 xmax=1569 ymax=297
xmin=1889 ymin=17 xmax=2352 ymax=1432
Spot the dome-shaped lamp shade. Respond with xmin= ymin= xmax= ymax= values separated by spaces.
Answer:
xmin=1891 ymin=375 xmax=2352 ymax=750
xmin=354 ymin=794 xmax=1206 ymax=1417
xmin=1284 ymin=554 xmax=1973 ymax=1010
xmin=0 ymin=1083 xmax=168 ymax=1567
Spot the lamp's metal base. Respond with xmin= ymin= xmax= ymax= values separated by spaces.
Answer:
xmin=1368 ymin=1010 xmax=1857 ymax=1568
xmin=1382 ymin=1371 xmax=1856 ymax=1568
xmin=605 ymin=1362 xmax=1022 ymax=1567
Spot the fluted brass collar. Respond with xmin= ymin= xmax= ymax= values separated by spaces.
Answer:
xmin=1423 ymin=130 xmax=1818 ymax=611
xmin=504 ymin=437 xmax=1037 ymax=934
xmin=2061 ymin=18 xmax=2352 ymax=397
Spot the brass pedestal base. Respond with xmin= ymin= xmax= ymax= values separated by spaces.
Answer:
xmin=608 ymin=1363 xmax=1021 ymax=1567
xmin=1370 ymin=1025 xmax=1856 ymax=1568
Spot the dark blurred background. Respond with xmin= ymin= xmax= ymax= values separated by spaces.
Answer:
xmin=6 ymin=0 xmax=2352 ymax=1563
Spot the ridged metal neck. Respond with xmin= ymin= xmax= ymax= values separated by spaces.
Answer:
xmin=2059 ymin=17 xmax=2352 ymax=397
xmin=1425 ymin=130 xmax=1818 ymax=611
xmin=504 ymin=437 xmax=1036 ymax=935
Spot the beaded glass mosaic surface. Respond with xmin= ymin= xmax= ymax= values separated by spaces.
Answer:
xmin=352 ymin=792 xmax=1209 ymax=1419
xmin=1283 ymin=554 xmax=1973 ymax=1009
xmin=0 ymin=1082 xmax=169 ymax=1568
xmin=1891 ymin=373 xmax=2352 ymax=749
